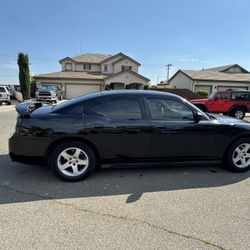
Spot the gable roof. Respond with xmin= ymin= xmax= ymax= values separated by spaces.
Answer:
xmin=205 ymin=64 xmax=249 ymax=73
xmin=169 ymin=69 xmax=250 ymax=83
xmin=59 ymin=53 xmax=112 ymax=64
xmin=101 ymin=52 xmax=141 ymax=66
xmin=104 ymin=69 xmax=149 ymax=82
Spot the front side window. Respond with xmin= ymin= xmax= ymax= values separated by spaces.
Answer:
xmin=65 ymin=63 xmax=72 ymax=71
xmin=231 ymin=92 xmax=249 ymax=101
xmin=218 ymin=91 xmax=229 ymax=100
xmin=147 ymin=98 xmax=194 ymax=121
xmin=86 ymin=97 xmax=142 ymax=120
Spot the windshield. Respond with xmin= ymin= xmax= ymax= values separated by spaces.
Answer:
xmin=208 ymin=92 xmax=216 ymax=100
xmin=42 ymin=85 xmax=57 ymax=90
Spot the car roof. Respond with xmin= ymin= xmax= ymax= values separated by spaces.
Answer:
xmin=53 ymin=90 xmax=180 ymax=111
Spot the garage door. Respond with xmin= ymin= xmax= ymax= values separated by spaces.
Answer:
xmin=66 ymin=84 xmax=100 ymax=99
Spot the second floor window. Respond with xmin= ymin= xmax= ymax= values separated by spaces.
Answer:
xmin=65 ymin=63 xmax=72 ymax=71
xmin=84 ymin=64 xmax=92 ymax=70
xmin=103 ymin=65 xmax=108 ymax=71
xmin=121 ymin=65 xmax=132 ymax=71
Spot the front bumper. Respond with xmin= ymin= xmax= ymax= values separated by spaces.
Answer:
xmin=36 ymin=96 xmax=57 ymax=101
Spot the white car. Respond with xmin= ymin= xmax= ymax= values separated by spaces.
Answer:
xmin=0 ymin=86 xmax=11 ymax=105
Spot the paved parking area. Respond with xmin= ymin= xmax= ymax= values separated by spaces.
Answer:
xmin=0 ymin=105 xmax=249 ymax=249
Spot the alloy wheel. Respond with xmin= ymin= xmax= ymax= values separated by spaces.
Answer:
xmin=57 ymin=147 xmax=89 ymax=177
xmin=232 ymin=143 xmax=250 ymax=168
xmin=234 ymin=110 xmax=244 ymax=119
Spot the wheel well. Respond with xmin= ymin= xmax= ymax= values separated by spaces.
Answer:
xmin=230 ymin=105 xmax=248 ymax=113
xmin=46 ymin=137 xmax=101 ymax=163
xmin=222 ymin=134 xmax=250 ymax=161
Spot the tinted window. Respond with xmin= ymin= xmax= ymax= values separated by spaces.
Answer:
xmin=86 ymin=97 xmax=142 ymax=120
xmin=231 ymin=92 xmax=249 ymax=101
xmin=218 ymin=92 xmax=229 ymax=100
xmin=0 ymin=87 xmax=6 ymax=92
xmin=147 ymin=98 xmax=194 ymax=121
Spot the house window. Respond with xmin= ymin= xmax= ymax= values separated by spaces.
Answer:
xmin=121 ymin=65 xmax=132 ymax=71
xmin=65 ymin=63 xmax=72 ymax=71
xmin=103 ymin=65 xmax=108 ymax=71
xmin=84 ymin=64 xmax=92 ymax=70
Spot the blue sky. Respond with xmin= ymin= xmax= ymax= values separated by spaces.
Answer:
xmin=1 ymin=0 xmax=250 ymax=84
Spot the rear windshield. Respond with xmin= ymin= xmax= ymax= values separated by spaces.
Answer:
xmin=0 ymin=87 xmax=6 ymax=92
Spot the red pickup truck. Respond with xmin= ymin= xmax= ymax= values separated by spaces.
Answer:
xmin=191 ymin=89 xmax=250 ymax=119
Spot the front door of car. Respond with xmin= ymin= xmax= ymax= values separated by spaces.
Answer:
xmin=84 ymin=95 xmax=151 ymax=160
xmin=208 ymin=91 xmax=231 ymax=112
xmin=144 ymin=97 xmax=216 ymax=160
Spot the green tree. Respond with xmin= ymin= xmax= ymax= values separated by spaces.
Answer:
xmin=17 ymin=53 xmax=30 ymax=100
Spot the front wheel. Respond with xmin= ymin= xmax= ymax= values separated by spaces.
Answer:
xmin=49 ymin=141 xmax=96 ymax=181
xmin=230 ymin=108 xmax=245 ymax=119
xmin=225 ymin=139 xmax=250 ymax=172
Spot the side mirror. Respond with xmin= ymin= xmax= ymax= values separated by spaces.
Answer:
xmin=193 ymin=111 xmax=203 ymax=123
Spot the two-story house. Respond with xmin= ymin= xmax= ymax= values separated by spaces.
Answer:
xmin=34 ymin=52 xmax=150 ymax=99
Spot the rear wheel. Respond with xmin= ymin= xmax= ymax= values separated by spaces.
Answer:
xmin=49 ymin=141 xmax=96 ymax=181
xmin=230 ymin=108 xmax=245 ymax=119
xmin=225 ymin=138 xmax=250 ymax=172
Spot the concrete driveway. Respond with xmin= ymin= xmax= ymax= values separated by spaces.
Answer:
xmin=0 ymin=106 xmax=249 ymax=250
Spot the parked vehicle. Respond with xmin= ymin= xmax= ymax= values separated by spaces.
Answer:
xmin=9 ymin=90 xmax=250 ymax=181
xmin=35 ymin=85 xmax=63 ymax=102
xmin=191 ymin=89 xmax=250 ymax=119
xmin=0 ymin=86 xmax=11 ymax=105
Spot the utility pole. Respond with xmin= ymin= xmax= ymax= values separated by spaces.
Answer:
xmin=165 ymin=64 xmax=172 ymax=83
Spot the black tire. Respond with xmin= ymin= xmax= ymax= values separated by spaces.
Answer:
xmin=7 ymin=101 xmax=11 ymax=105
xmin=49 ymin=141 xmax=96 ymax=181
xmin=225 ymin=138 xmax=250 ymax=172
xmin=230 ymin=108 xmax=245 ymax=119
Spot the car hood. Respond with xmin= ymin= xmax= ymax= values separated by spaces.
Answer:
xmin=37 ymin=88 xmax=54 ymax=92
xmin=208 ymin=113 xmax=249 ymax=124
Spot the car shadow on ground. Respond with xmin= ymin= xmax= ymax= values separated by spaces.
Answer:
xmin=0 ymin=153 xmax=249 ymax=204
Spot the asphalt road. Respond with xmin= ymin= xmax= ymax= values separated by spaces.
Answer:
xmin=0 ymin=104 xmax=249 ymax=250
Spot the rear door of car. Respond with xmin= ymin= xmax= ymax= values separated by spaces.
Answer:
xmin=83 ymin=94 xmax=151 ymax=160
xmin=143 ymin=96 xmax=216 ymax=160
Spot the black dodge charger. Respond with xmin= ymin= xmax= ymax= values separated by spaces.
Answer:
xmin=9 ymin=90 xmax=250 ymax=181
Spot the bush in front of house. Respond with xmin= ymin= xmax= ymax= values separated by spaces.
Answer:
xmin=196 ymin=90 xmax=209 ymax=97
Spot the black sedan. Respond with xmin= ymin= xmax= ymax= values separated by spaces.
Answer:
xmin=9 ymin=90 xmax=250 ymax=181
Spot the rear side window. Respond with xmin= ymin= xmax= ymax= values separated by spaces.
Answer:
xmin=231 ymin=92 xmax=250 ymax=101
xmin=86 ymin=97 xmax=142 ymax=120
xmin=0 ymin=87 xmax=6 ymax=92
xmin=147 ymin=98 xmax=194 ymax=121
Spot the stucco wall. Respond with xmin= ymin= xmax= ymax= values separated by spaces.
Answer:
xmin=113 ymin=58 xmax=139 ymax=74
xmin=169 ymin=72 xmax=193 ymax=90
xmin=101 ymin=55 xmax=124 ymax=74
xmin=104 ymin=72 xmax=148 ymax=86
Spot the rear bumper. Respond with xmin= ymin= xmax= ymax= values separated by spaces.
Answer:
xmin=9 ymin=133 xmax=49 ymax=164
xmin=9 ymin=152 xmax=45 ymax=165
